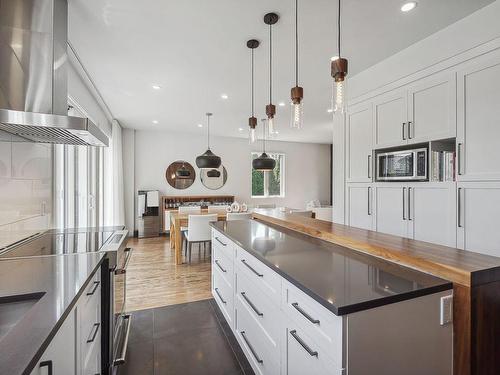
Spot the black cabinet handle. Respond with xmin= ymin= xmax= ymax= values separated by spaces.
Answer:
xmin=40 ymin=360 xmax=53 ymax=375
xmin=87 ymin=323 xmax=100 ymax=343
xmin=214 ymin=288 xmax=226 ymax=304
xmin=241 ymin=292 xmax=263 ymax=317
xmin=408 ymin=121 xmax=413 ymax=139
xmin=241 ymin=259 xmax=263 ymax=277
xmin=457 ymin=143 xmax=463 ymax=175
xmin=215 ymin=237 xmax=227 ymax=246
xmin=215 ymin=260 xmax=227 ymax=273
xmin=367 ymin=187 xmax=372 ymax=216
xmin=292 ymin=302 xmax=320 ymax=324
xmin=290 ymin=330 xmax=318 ymax=357
xmin=458 ymin=188 xmax=463 ymax=228
xmin=367 ymin=155 xmax=372 ymax=179
xmin=241 ymin=331 xmax=263 ymax=364
xmin=402 ymin=123 xmax=406 ymax=140
xmin=408 ymin=187 xmax=412 ymax=221
xmin=86 ymin=281 xmax=100 ymax=296
xmin=402 ymin=187 xmax=406 ymax=220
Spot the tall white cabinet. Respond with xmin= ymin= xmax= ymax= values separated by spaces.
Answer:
xmin=346 ymin=103 xmax=373 ymax=182
xmin=346 ymin=183 xmax=374 ymax=231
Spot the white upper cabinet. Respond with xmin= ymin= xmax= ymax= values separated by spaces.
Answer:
xmin=347 ymin=102 xmax=373 ymax=182
xmin=346 ymin=183 xmax=374 ymax=231
xmin=407 ymin=183 xmax=456 ymax=247
xmin=373 ymin=90 xmax=408 ymax=148
xmin=375 ymin=185 xmax=408 ymax=238
xmin=407 ymin=72 xmax=457 ymax=144
xmin=457 ymin=50 xmax=500 ymax=181
xmin=457 ymin=182 xmax=500 ymax=257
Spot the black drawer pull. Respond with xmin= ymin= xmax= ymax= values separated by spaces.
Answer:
xmin=241 ymin=292 xmax=263 ymax=317
xmin=86 ymin=281 xmax=100 ymax=296
xmin=40 ymin=360 xmax=53 ymax=375
xmin=241 ymin=331 xmax=263 ymax=364
xmin=87 ymin=323 xmax=100 ymax=343
xmin=292 ymin=302 xmax=320 ymax=324
xmin=215 ymin=237 xmax=227 ymax=246
xmin=290 ymin=330 xmax=318 ymax=357
xmin=215 ymin=288 xmax=226 ymax=304
xmin=215 ymin=260 xmax=227 ymax=273
xmin=241 ymin=259 xmax=263 ymax=277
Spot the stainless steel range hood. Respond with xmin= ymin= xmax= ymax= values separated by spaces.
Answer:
xmin=0 ymin=0 xmax=108 ymax=147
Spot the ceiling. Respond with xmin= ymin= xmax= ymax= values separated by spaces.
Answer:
xmin=68 ymin=0 xmax=493 ymax=144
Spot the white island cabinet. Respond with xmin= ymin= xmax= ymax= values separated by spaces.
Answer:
xmin=211 ymin=226 xmax=453 ymax=375
xmin=31 ymin=271 xmax=102 ymax=375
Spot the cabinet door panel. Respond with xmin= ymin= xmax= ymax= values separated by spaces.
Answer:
xmin=374 ymin=91 xmax=407 ymax=148
xmin=457 ymin=51 xmax=500 ymax=180
xmin=457 ymin=183 xmax=500 ymax=257
xmin=409 ymin=184 xmax=456 ymax=247
xmin=347 ymin=184 xmax=374 ymax=230
xmin=408 ymin=72 xmax=456 ymax=143
xmin=375 ymin=185 xmax=408 ymax=238
xmin=347 ymin=103 xmax=373 ymax=182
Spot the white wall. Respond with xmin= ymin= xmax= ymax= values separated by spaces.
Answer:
xmin=123 ymin=129 xmax=331 ymax=232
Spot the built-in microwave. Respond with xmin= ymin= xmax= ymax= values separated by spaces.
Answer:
xmin=376 ymin=147 xmax=428 ymax=181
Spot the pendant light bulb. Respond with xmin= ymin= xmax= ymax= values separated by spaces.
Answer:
xmin=249 ymin=126 xmax=256 ymax=144
xmin=290 ymin=0 xmax=304 ymax=129
xmin=331 ymin=0 xmax=348 ymax=115
xmin=332 ymin=76 xmax=347 ymax=114
xmin=268 ymin=117 xmax=275 ymax=135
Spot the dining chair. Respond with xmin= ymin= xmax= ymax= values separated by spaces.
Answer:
xmin=226 ymin=212 xmax=252 ymax=221
xmin=207 ymin=205 xmax=230 ymax=213
xmin=178 ymin=206 xmax=201 ymax=231
xmin=256 ymin=204 xmax=276 ymax=209
xmin=183 ymin=214 xmax=217 ymax=263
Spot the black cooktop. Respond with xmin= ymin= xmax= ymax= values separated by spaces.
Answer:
xmin=0 ymin=230 xmax=115 ymax=259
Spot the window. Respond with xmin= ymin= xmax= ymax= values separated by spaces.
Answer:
xmin=251 ymin=153 xmax=285 ymax=197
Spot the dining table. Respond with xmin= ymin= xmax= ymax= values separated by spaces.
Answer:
xmin=170 ymin=209 xmax=227 ymax=264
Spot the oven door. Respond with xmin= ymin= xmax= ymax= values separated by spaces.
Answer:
xmin=377 ymin=151 xmax=415 ymax=181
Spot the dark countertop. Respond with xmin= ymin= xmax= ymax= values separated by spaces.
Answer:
xmin=0 ymin=252 xmax=105 ymax=375
xmin=211 ymin=220 xmax=452 ymax=316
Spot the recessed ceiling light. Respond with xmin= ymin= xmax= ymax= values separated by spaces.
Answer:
xmin=330 ymin=55 xmax=339 ymax=61
xmin=275 ymin=131 xmax=279 ymax=134
xmin=327 ymin=108 xmax=334 ymax=113
xmin=238 ymin=127 xmax=244 ymax=132
xmin=221 ymin=94 xmax=229 ymax=100
xmin=278 ymin=102 xmax=286 ymax=107
xmin=152 ymin=85 xmax=161 ymax=90
xmin=197 ymin=124 xmax=203 ymax=128
xmin=152 ymin=120 xmax=159 ymax=124
xmin=401 ymin=2 xmax=417 ymax=12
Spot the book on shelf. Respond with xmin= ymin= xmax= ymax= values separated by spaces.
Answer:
xmin=431 ymin=150 xmax=456 ymax=182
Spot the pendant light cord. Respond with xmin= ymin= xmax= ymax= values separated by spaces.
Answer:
xmin=263 ymin=120 xmax=266 ymax=152
xmin=251 ymin=48 xmax=255 ymax=116
xmin=295 ymin=0 xmax=299 ymax=86
xmin=207 ymin=114 xmax=210 ymax=149
xmin=269 ymin=24 xmax=272 ymax=104
xmin=338 ymin=0 xmax=341 ymax=57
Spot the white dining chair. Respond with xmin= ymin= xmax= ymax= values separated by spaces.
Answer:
xmin=207 ymin=205 xmax=230 ymax=213
xmin=183 ymin=214 xmax=217 ymax=263
xmin=226 ymin=212 xmax=252 ymax=221
xmin=178 ymin=206 xmax=201 ymax=231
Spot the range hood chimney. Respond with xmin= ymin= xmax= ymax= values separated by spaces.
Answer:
xmin=0 ymin=0 xmax=108 ymax=146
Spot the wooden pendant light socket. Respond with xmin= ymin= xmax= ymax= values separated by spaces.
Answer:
xmin=248 ymin=116 xmax=257 ymax=128
xmin=266 ymin=104 xmax=276 ymax=118
xmin=264 ymin=13 xmax=279 ymax=25
xmin=291 ymin=86 xmax=303 ymax=105
xmin=247 ymin=39 xmax=260 ymax=49
xmin=331 ymin=58 xmax=348 ymax=82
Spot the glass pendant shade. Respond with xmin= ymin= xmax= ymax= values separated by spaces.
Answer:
xmin=196 ymin=113 xmax=221 ymax=169
xmin=249 ymin=126 xmax=256 ymax=144
xmin=332 ymin=78 xmax=347 ymax=114
xmin=252 ymin=152 xmax=276 ymax=171
xmin=268 ymin=117 xmax=275 ymax=136
xmin=291 ymin=101 xmax=303 ymax=128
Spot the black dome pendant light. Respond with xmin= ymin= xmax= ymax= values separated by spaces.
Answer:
xmin=252 ymin=118 xmax=276 ymax=171
xmin=196 ymin=112 xmax=221 ymax=169
xmin=264 ymin=12 xmax=279 ymax=136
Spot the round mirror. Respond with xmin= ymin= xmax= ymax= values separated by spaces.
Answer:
xmin=166 ymin=161 xmax=196 ymax=189
xmin=200 ymin=165 xmax=227 ymax=190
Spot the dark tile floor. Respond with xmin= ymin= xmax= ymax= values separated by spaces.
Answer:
xmin=118 ymin=299 xmax=254 ymax=375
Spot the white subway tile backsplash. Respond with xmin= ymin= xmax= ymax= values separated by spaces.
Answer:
xmin=11 ymin=142 xmax=51 ymax=179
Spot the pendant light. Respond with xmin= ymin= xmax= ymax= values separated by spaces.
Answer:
xmin=264 ymin=13 xmax=279 ymax=136
xmin=331 ymin=0 xmax=348 ymax=114
xmin=252 ymin=118 xmax=276 ymax=171
xmin=175 ymin=163 xmax=191 ymax=178
xmin=290 ymin=0 xmax=304 ymax=129
xmin=247 ymin=39 xmax=259 ymax=143
xmin=196 ymin=113 xmax=221 ymax=169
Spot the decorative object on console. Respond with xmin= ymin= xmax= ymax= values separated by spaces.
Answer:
xmin=200 ymin=165 xmax=228 ymax=190
xmin=264 ymin=12 xmax=279 ymax=136
xmin=196 ymin=112 xmax=222 ymax=169
xmin=331 ymin=0 xmax=348 ymax=114
xmin=166 ymin=161 xmax=196 ymax=189
xmin=290 ymin=0 xmax=304 ymax=129
xmin=252 ymin=118 xmax=276 ymax=171
xmin=247 ymin=39 xmax=259 ymax=143
xmin=230 ymin=201 xmax=241 ymax=213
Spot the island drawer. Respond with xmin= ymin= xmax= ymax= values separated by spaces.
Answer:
xmin=235 ymin=295 xmax=280 ymax=375
xmin=212 ymin=230 xmax=235 ymax=259
xmin=235 ymin=247 xmax=281 ymax=303
xmin=213 ymin=245 xmax=234 ymax=288
xmin=81 ymin=271 xmax=101 ymax=307
xmin=212 ymin=266 xmax=234 ymax=327
xmin=282 ymin=279 xmax=343 ymax=362
xmin=79 ymin=275 xmax=101 ymax=369
xmin=236 ymin=271 xmax=281 ymax=348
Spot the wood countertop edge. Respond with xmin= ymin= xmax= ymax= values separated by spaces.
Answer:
xmin=252 ymin=212 xmax=473 ymax=286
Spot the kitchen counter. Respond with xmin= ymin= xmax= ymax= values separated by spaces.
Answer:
xmin=211 ymin=220 xmax=452 ymax=315
xmin=0 ymin=252 xmax=105 ymax=375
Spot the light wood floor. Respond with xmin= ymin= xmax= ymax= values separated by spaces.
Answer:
xmin=125 ymin=236 xmax=212 ymax=312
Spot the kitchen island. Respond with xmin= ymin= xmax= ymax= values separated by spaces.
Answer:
xmin=211 ymin=220 xmax=454 ymax=375
xmin=251 ymin=208 xmax=500 ymax=375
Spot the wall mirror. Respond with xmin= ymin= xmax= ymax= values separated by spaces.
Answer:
xmin=200 ymin=165 xmax=227 ymax=190
xmin=166 ymin=161 xmax=196 ymax=189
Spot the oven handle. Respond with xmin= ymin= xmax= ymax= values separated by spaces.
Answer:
xmin=113 ymin=314 xmax=132 ymax=366
xmin=115 ymin=248 xmax=133 ymax=275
